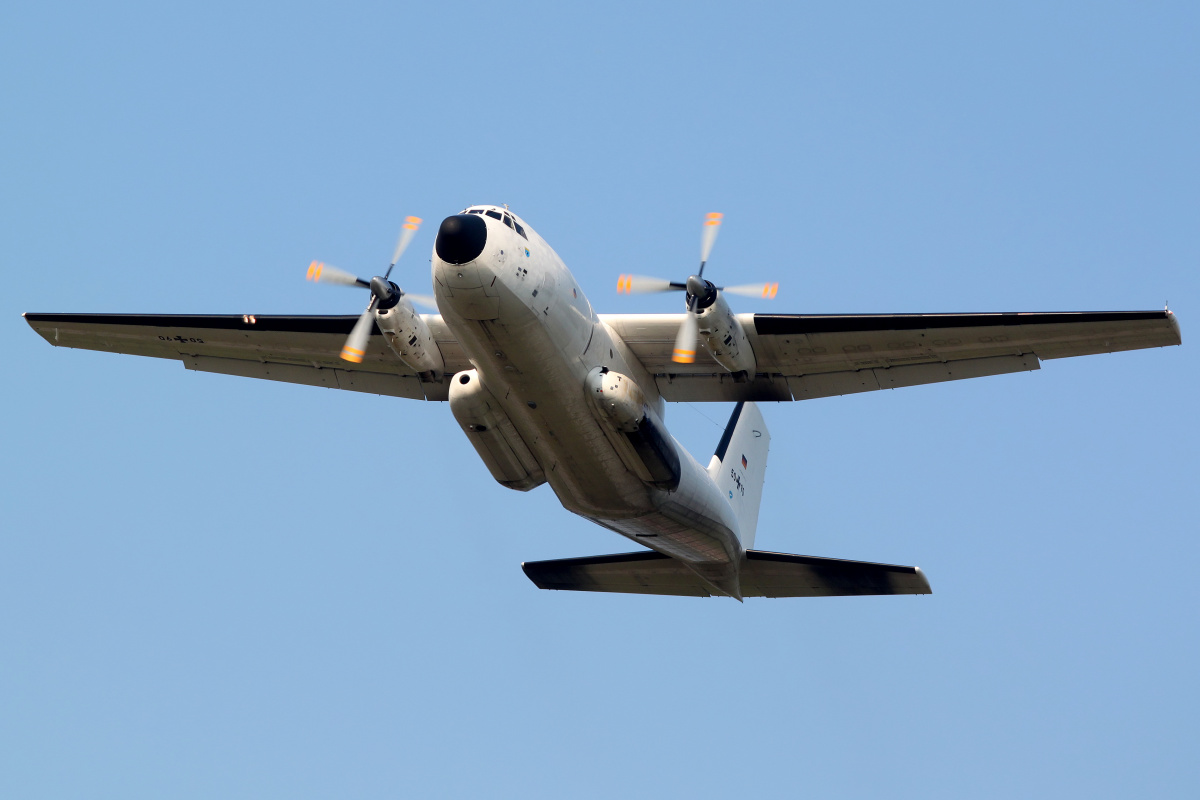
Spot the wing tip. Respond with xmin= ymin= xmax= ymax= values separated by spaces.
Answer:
xmin=912 ymin=566 xmax=933 ymax=594
xmin=1165 ymin=309 xmax=1183 ymax=344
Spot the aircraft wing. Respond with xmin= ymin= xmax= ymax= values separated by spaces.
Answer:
xmin=23 ymin=313 xmax=471 ymax=401
xmin=602 ymin=310 xmax=1181 ymax=402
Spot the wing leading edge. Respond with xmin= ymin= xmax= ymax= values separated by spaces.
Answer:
xmin=23 ymin=312 xmax=471 ymax=401
xmin=603 ymin=310 xmax=1180 ymax=402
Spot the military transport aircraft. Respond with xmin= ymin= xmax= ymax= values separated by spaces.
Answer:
xmin=24 ymin=207 xmax=1182 ymax=600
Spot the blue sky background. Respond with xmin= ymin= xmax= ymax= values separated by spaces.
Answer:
xmin=3 ymin=2 xmax=1197 ymax=797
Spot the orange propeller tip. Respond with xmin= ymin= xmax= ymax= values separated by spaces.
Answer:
xmin=672 ymin=349 xmax=696 ymax=364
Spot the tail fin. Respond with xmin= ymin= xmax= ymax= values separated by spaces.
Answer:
xmin=707 ymin=401 xmax=770 ymax=549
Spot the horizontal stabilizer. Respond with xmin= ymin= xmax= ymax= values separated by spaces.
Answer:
xmin=522 ymin=550 xmax=931 ymax=598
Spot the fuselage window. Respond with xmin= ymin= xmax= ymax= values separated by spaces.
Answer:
xmin=467 ymin=209 xmax=485 ymax=215
xmin=513 ymin=221 xmax=527 ymax=239
xmin=485 ymin=210 xmax=503 ymax=221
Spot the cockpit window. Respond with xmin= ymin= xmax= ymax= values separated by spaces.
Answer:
xmin=474 ymin=208 xmax=528 ymax=239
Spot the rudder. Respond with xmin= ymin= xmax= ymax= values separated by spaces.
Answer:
xmin=707 ymin=401 xmax=770 ymax=549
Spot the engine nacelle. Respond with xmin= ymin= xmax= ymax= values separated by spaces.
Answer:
xmin=448 ymin=369 xmax=545 ymax=492
xmin=695 ymin=292 xmax=757 ymax=375
xmin=585 ymin=367 xmax=680 ymax=490
xmin=375 ymin=299 xmax=444 ymax=377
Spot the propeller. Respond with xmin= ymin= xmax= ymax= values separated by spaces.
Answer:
xmin=306 ymin=215 xmax=434 ymax=363
xmin=617 ymin=213 xmax=779 ymax=363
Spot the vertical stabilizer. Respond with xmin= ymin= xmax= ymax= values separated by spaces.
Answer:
xmin=707 ymin=402 xmax=770 ymax=549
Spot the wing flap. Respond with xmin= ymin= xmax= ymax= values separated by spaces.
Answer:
xmin=183 ymin=355 xmax=427 ymax=399
xmin=522 ymin=550 xmax=931 ymax=598
xmin=655 ymin=373 xmax=793 ymax=402
xmin=786 ymin=353 xmax=1041 ymax=400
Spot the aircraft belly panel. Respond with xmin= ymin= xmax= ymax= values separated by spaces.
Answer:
xmin=442 ymin=283 xmax=654 ymax=517
xmin=583 ymin=423 xmax=744 ymax=576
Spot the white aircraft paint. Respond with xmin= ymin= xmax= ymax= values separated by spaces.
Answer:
xmin=432 ymin=206 xmax=749 ymax=598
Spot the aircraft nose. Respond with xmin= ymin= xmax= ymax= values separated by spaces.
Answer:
xmin=435 ymin=214 xmax=488 ymax=265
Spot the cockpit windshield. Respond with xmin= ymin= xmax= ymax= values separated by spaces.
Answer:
xmin=463 ymin=207 xmax=528 ymax=240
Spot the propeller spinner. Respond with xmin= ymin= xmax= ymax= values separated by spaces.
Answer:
xmin=306 ymin=215 xmax=436 ymax=363
xmin=617 ymin=213 xmax=778 ymax=363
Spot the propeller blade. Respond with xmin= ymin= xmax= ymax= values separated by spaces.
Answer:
xmin=699 ymin=212 xmax=723 ymax=275
xmin=671 ymin=312 xmax=700 ymax=364
xmin=617 ymin=274 xmax=688 ymax=294
xmin=385 ymin=216 xmax=423 ymax=279
xmin=721 ymin=282 xmax=779 ymax=299
xmin=307 ymin=261 xmax=368 ymax=287
xmin=340 ymin=307 xmax=375 ymax=363
xmin=404 ymin=292 xmax=439 ymax=310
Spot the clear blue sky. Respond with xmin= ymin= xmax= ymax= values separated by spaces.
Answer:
xmin=3 ymin=2 xmax=1197 ymax=797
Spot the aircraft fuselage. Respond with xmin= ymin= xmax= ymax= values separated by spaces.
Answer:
xmin=430 ymin=207 xmax=744 ymax=595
